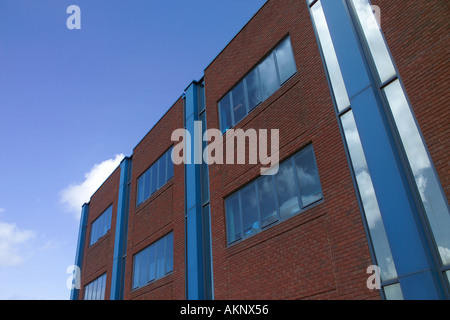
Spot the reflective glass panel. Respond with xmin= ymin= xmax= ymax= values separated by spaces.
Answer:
xmin=219 ymin=94 xmax=233 ymax=133
xmin=147 ymin=245 xmax=156 ymax=282
xmin=384 ymin=283 xmax=404 ymax=300
xmin=158 ymin=152 xmax=167 ymax=189
xmin=295 ymin=147 xmax=323 ymax=207
xmin=257 ymin=175 xmax=278 ymax=227
xmin=231 ymin=81 xmax=247 ymax=125
xmin=341 ymin=110 xmax=398 ymax=281
xmin=259 ymin=53 xmax=279 ymax=100
xmin=155 ymin=239 xmax=165 ymax=279
xmin=349 ymin=0 xmax=396 ymax=84
xmin=275 ymin=36 xmax=297 ymax=84
xmin=245 ymin=68 xmax=262 ymax=111
xmin=165 ymin=232 xmax=174 ymax=273
xmin=275 ymin=160 xmax=300 ymax=219
xmin=310 ymin=1 xmax=350 ymax=111
xmin=240 ymin=184 xmax=260 ymax=237
xmin=384 ymin=80 xmax=450 ymax=266
xmin=225 ymin=194 xmax=242 ymax=243
xmin=150 ymin=164 xmax=158 ymax=195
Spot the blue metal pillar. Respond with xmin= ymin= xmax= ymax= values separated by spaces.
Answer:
xmin=70 ymin=203 xmax=89 ymax=300
xmin=110 ymin=157 xmax=132 ymax=300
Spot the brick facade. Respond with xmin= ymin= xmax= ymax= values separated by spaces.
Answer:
xmin=74 ymin=0 xmax=449 ymax=300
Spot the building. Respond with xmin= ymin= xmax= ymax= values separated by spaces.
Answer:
xmin=70 ymin=0 xmax=450 ymax=300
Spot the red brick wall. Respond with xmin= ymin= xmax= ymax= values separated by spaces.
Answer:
xmin=372 ymin=0 xmax=449 ymax=200
xmin=80 ymin=166 xmax=121 ymax=300
xmin=123 ymin=98 xmax=185 ymax=300
xmin=204 ymin=0 xmax=379 ymax=300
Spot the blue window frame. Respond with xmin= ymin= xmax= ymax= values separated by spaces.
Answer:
xmin=89 ymin=205 xmax=112 ymax=246
xmin=225 ymin=145 xmax=323 ymax=244
xmin=132 ymin=232 xmax=174 ymax=290
xmin=219 ymin=36 xmax=297 ymax=133
xmin=136 ymin=147 xmax=174 ymax=206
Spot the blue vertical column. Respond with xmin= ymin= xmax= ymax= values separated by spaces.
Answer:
xmin=70 ymin=203 xmax=89 ymax=300
xmin=313 ymin=0 xmax=445 ymax=299
xmin=110 ymin=157 xmax=132 ymax=300
xmin=184 ymin=81 xmax=213 ymax=300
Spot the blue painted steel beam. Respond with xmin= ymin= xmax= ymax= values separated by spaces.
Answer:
xmin=110 ymin=157 xmax=132 ymax=300
xmin=70 ymin=203 xmax=89 ymax=300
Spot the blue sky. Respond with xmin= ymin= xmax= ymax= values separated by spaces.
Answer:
xmin=0 ymin=0 xmax=266 ymax=300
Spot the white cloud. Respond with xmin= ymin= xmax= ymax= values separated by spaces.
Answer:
xmin=0 ymin=221 xmax=35 ymax=267
xmin=60 ymin=154 xmax=124 ymax=217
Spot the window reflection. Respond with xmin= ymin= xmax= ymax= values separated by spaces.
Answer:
xmin=275 ymin=160 xmax=300 ymax=219
xmin=349 ymin=0 xmax=396 ymax=84
xmin=246 ymin=68 xmax=262 ymax=111
xmin=383 ymin=283 xmax=404 ymax=300
xmin=225 ymin=194 xmax=242 ymax=243
xmin=341 ymin=111 xmax=398 ymax=282
xmin=384 ymin=80 xmax=450 ymax=266
xmin=275 ymin=37 xmax=297 ymax=84
xmin=259 ymin=53 xmax=279 ymax=100
xmin=258 ymin=175 xmax=278 ymax=227
xmin=295 ymin=147 xmax=323 ymax=207
xmin=241 ymin=184 xmax=260 ymax=236
xmin=311 ymin=1 xmax=350 ymax=111
xmin=231 ymin=81 xmax=247 ymax=124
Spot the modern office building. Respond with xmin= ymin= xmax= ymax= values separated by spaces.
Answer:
xmin=71 ymin=0 xmax=450 ymax=300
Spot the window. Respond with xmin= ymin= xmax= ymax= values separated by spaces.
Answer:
xmin=219 ymin=36 xmax=297 ymax=133
xmin=84 ymin=273 xmax=106 ymax=300
xmin=132 ymin=232 xmax=174 ymax=290
xmin=89 ymin=205 xmax=112 ymax=246
xmin=136 ymin=147 xmax=174 ymax=206
xmin=225 ymin=145 xmax=323 ymax=244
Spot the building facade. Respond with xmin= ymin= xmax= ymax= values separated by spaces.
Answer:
xmin=71 ymin=0 xmax=450 ymax=300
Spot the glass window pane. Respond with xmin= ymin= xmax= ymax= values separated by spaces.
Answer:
xmin=231 ymin=81 xmax=247 ymax=125
xmin=275 ymin=37 xmax=297 ymax=84
xmin=150 ymin=164 xmax=158 ymax=195
xmin=155 ymin=239 xmax=165 ymax=279
xmin=258 ymin=53 xmax=279 ymax=100
xmin=147 ymin=245 xmax=156 ymax=282
xmin=86 ymin=283 xmax=91 ymax=300
xmin=445 ymin=270 xmax=450 ymax=286
xmin=92 ymin=280 xmax=98 ymax=300
xmin=132 ymin=254 xmax=140 ymax=289
xmin=384 ymin=283 xmax=404 ymax=300
xmin=158 ymin=153 xmax=167 ymax=189
xmin=107 ymin=206 xmax=112 ymax=231
xmin=137 ymin=175 xmax=144 ymax=205
xmin=310 ymin=1 xmax=350 ymax=111
xmin=101 ymin=211 xmax=107 ymax=237
xmin=341 ymin=110 xmax=398 ymax=282
xmin=245 ymin=68 xmax=262 ymax=111
xmin=257 ymin=175 xmax=278 ymax=227
xmin=349 ymin=0 xmax=396 ymax=83
xmin=83 ymin=285 xmax=88 ymax=300
xmin=295 ymin=147 xmax=323 ymax=207
xmin=165 ymin=233 xmax=174 ymax=273
xmin=275 ymin=160 xmax=300 ymax=219
xmin=219 ymin=94 xmax=232 ymax=133
xmin=240 ymin=184 xmax=260 ymax=237
xmin=166 ymin=148 xmax=174 ymax=180
xmin=225 ymin=194 xmax=242 ymax=243
xmin=143 ymin=169 xmax=151 ymax=200
xmin=139 ymin=249 xmax=149 ymax=288
xmin=384 ymin=80 xmax=450 ymax=266
xmin=100 ymin=274 xmax=106 ymax=300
